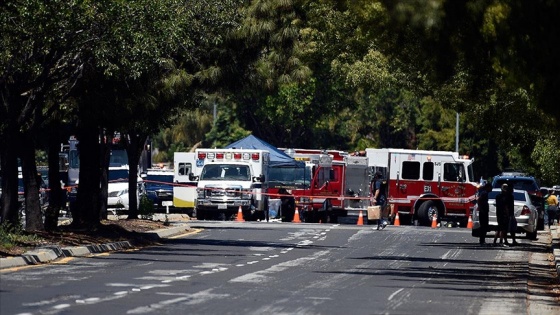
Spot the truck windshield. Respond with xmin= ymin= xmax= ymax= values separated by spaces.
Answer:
xmin=200 ymin=164 xmax=251 ymax=181
xmin=443 ymin=163 xmax=466 ymax=182
xmin=109 ymin=169 xmax=129 ymax=182
xmin=146 ymin=174 xmax=173 ymax=184
xmin=269 ymin=166 xmax=310 ymax=189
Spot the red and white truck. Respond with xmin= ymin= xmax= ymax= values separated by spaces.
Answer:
xmin=365 ymin=148 xmax=478 ymax=226
xmin=280 ymin=149 xmax=371 ymax=223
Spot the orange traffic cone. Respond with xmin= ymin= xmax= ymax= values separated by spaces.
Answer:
xmin=431 ymin=214 xmax=438 ymax=229
xmin=467 ymin=215 xmax=473 ymax=229
xmin=394 ymin=212 xmax=400 ymax=226
xmin=292 ymin=207 xmax=302 ymax=223
xmin=357 ymin=210 xmax=364 ymax=225
xmin=236 ymin=206 xmax=244 ymax=222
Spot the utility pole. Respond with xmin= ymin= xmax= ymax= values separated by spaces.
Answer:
xmin=455 ymin=112 xmax=459 ymax=153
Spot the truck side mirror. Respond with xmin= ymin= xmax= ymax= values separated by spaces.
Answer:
xmin=252 ymin=175 xmax=265 ymax=183
xmin=189 ymin=173 xmax=199 ymax=181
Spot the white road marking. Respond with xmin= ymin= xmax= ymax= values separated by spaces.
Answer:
xmin=230 ymin=250 xmax=330 ymax=283
xmin=53 ymin=304 xmax=71 ymax=310
xmin=127 ymin=290 xmax=230 ymax=314
xmin=388 ymin=288 xmax=404 ymax=301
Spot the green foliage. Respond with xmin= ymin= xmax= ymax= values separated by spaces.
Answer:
xmin=0 ymin=221 xmax=37 ymax=250
xmin=532 ymin=137 xmax=560 ymax=186
xmin=138 ymin=194 xmax=154 ymax=220
xmin=205 ymin=103 xmax=251 ymax=148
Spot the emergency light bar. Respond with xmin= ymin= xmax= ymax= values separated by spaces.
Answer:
xmin=197 ymin=151 xmax=261 ymax=161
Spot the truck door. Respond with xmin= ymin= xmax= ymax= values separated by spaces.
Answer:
xmin=391 ymin=152 xmax=422 ymax=200
xmin=440 ymin=161 xmax=467 ymax=198
xmin=173 ymin=153 xmax=197 ymax=209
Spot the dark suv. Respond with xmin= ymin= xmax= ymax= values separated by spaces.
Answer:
xmin=492 ymin=173 xmax=544 ymax=230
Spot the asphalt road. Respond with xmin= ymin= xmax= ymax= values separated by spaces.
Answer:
xmin=1 ymin=222 xmax=558 ymax=315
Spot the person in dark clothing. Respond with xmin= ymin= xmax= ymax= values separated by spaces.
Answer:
xmin=372 ymin=171 xmax=387 ymax=230
xmin=494 ymin=184 xmax=509 ymax=246
xmin=477 ymin=182 xmax=493 ymax=245
xmin=278 ymin=188 xmax=295 ymax=222
xmin=505 ymin=184 xmax=518 ymax=246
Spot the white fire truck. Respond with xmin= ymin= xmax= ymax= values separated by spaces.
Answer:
xmin=282 ymin=149 xmax=371 ymax=223
xmin=365 ymin=148 xmax=478 ymax=226
xmin=173 ymin=152 xmax=197 ymax=216
xmin=192 ymin=149 xmax=270 ymax=221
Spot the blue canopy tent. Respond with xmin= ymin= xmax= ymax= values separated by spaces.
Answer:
xmin=225 ymin=135 xmax=304 ymax=168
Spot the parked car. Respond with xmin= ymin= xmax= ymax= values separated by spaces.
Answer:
xmin=107 ymin=166 xmax=143 ymax=212
xmin=141 ymin=168 xmax=174 ymax=212
xmin=492 ymin=173 xmax=544 ymax=230
xmin=472 ymin=188 xmax=538 ymax=240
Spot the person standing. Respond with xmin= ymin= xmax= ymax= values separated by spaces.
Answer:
xmin=477 ymin=182 xmax=493 ymax=245
xmin=278 ymin=188 xmax=295 ymax=222
xmin=372 ymin=171 xmax=387 ymax=230
xmin=493 ymin=184 xmax=509 ymax=246
xmin=505 ymin=184 xmax=518 ymax=246
xmin=546 ymin=189 xmax=558 ymax=227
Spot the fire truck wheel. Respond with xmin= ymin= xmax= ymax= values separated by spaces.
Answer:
xmin=318 ymin=211 xmax=328 ymax=224
xmin=418 ymin=200 xmax=439 ymax=226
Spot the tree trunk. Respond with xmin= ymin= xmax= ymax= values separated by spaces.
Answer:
xmin=74 ymin=125 xmax=101 ymax=229
xmin=0 ymin=134 xmax=20 ymax=226
xmin=99 ymin=131 xmax=112 ymax=221
xmin=44 ymin=121 xmax=65 ymax=231
xmin=20 ymin=131 xmax=44 ymax=231
xmin=126 ymin=133 xmax=147 ymax=219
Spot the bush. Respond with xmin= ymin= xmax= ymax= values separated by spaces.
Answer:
xmin=0 ymin=221 xmax=38 ymax=251
xmin=138 ymin=194 xmax=154 ymax=220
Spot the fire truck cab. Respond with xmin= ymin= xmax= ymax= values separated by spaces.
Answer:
xmin=194 ymin=149 xmax=270 ymax=221
xmin=366 ymin=148 xmax=478 ymax=226
xmin=283 ymin=149 xmax=371 ymax=223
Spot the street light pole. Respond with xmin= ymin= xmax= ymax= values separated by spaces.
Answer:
xmin=455 ymin=112 xmax=459 ymax=153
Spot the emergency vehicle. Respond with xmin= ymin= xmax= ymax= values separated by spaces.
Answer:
xmin=173 ymin=152 xmax=197 ymax=216
xmin=281 ymin=149 xmax=371 ymax=223
xmin=365 ymin=148 xmax=478 ymax=226
xmin=193 ymin=149 xmax=270 ymax=221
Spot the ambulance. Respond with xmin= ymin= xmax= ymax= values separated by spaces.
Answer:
xmin=193 ymin=149 xmax=270 ymax=221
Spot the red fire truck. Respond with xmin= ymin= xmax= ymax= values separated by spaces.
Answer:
xmin=280 ymin=149 xmax=371 ymax=223
xmin=365 ymin=148 xmax=478 ymax=227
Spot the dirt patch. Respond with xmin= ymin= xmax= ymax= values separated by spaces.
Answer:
xmin=0 ymin=219 xmax=170 ymax=257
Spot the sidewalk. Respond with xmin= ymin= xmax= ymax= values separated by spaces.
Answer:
xmin=0 ymin=222 xmax=191 ymax=270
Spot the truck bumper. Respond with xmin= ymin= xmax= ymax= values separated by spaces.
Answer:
xmin=196 ymin=199 xmax=252 ymax=211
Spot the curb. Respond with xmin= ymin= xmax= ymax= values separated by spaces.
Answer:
xmin=0 ymin=224 xmax=190 ymax=270
xmin=551 ymin=225 xmax=560 ymax=277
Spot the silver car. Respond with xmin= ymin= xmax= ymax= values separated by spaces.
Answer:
xmin=472 ymin=188 xmax=538 ymax=240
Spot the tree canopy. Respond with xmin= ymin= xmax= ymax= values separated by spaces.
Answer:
xmin=2 ymin=0 xmax=560 ymax=231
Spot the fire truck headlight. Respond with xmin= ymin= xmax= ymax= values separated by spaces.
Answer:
xmin=241 ymin=190 xmax=252 ymax=199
